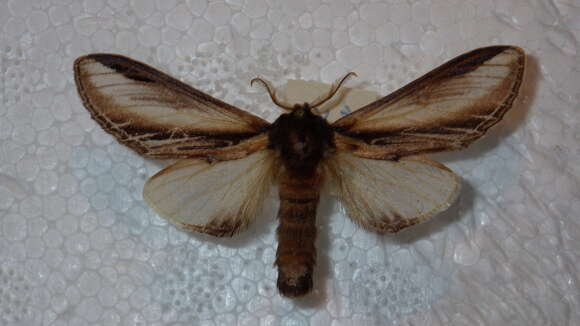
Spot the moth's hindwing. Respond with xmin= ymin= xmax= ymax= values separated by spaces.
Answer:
xmin=143 ymin=149 xmax=278 ymax=237
xmin=324 ymin=153 xmax=460 ymax=233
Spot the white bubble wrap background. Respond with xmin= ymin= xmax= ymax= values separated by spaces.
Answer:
xmin=1 ymin=0 xmax=579 ymax=325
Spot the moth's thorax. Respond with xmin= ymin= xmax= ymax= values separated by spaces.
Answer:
xmin=268 ymin=104 xmax=334 ymax=175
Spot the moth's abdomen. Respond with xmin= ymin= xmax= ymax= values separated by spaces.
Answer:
xmin=276 ymin=168 xmax=321 ymax=297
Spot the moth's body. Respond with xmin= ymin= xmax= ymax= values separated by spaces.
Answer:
xmin=74 ymin=46 xmax=526 ymax=298
xmin=268 ymin=104 xmax=334 ymax=296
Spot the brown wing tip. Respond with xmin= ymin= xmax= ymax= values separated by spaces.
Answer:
xmin=466 ymin=45 xmax=524 ymax=58
xmin=277 ymin=264 xmax=314 ymax=297
xmin=497 ymin=45 xmax=525 ymax=54
xmin=508 ymin=45 xmax=525 ymax=55
xmin=74 ymin=53 xmax=119 ymax=70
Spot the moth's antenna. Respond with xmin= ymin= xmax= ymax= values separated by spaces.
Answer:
xmin=311 ymin=72 xmax=358 ymax=112
xmin=250 ymin=77 xmax=294 ymax=112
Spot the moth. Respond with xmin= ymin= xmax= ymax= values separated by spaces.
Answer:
xmin=74 ymin=46 xmax=525 ymax=297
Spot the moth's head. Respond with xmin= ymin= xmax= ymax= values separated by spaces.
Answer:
xmin=250 ymin=72 xmax=357 ymax=114
xmin=290 ymin=103 xmax=312 ymax=118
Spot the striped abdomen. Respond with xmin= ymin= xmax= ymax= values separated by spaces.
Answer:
xmin=275 ymin=167 xmax=321 ymax=297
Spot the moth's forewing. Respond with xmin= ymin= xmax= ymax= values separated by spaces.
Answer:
xmin=324 ymin=153 xmax=460 ymax=233
xmin=74 ymin=54 xmax=270 ymax=159
xmin=143 ymin=149 xmax=278 ymax=237
xmin=332 ymin=46 xmax=526 ymax=159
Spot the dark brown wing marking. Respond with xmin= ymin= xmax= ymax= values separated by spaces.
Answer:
xmin=332 ymin=46 xmax=526 ymax=159
xmin=74 ymin=54 xmax=270 ymax=159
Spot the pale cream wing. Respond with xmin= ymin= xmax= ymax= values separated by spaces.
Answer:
xmin=143 ymin=150 xmax=277 ymax=237
xmin=333 ymin=46 xmax=526 ymax=159
xmin=74 ymin=54 xmax=270 ymax=159
xmin=325 ymin=153 xmax=460 ymax=233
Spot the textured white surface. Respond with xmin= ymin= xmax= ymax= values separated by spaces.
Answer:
xmin=1 ymin=0 xmax=579 ymax=325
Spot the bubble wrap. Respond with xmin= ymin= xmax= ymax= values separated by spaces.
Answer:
xmin=1 ymin=0 xmax=579 ymax=325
